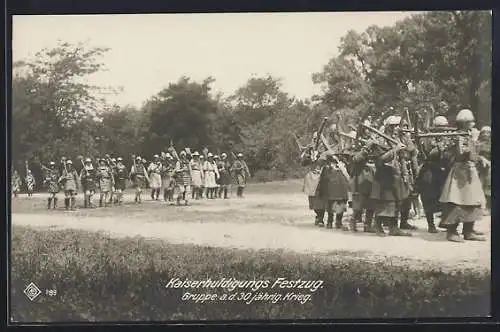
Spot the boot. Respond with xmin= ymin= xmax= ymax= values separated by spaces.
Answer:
xmin=192 ymin=189 xmax=196 ymax=200
xmin=240 ymin=187 xmax=245 ymax=198
xmin=349 ymin=218 xmax=358 ymax=232
xmin=314 ymin=210 xmax=325 ymax=226
xmin=47 ymin=197 xmax=52 ymax=209
xmin=70 ymin=197 xmax=76 ymax=210
xmin=326 ymin=213 xmax=333 ymax=229
xmin=364 ymin=210 xmax=376 ymax=233
xmin=389 ymin=218 xmax=412 ymax=236
xmin=224 ymin=188 xmax=228 ymax=199
xmin=164 ymin=189 xmax=168 ymax=201
xmin=99 ymin=198 xmax=103 ymax=207
xmin=218 ymin=188 xmax=223 ymax=198
xmin=375 ymin=218 xmax=386 ymax=236
xmin=84 ymin=196 xmax=88 ymax=208
xmin=151 ymin=190 xmax=155 ymax=200
xmin=463 ymin=222 xmax=486 ymax=241
xmin=335 ymin=213 xmax=343 ymax=229
xmin=53 ymin=197 xmax=58 ymax=209
xmin=64 ymin=198 xmax=70 ymax=210
xmin=399 ymin=205 xmax=418 ymax=230
xmin=426 ymin=212 xmax=438 ymax=233
xmin=446 ymin=224 xmax=463 ymax=242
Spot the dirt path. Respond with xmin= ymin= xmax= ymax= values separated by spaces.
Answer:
xmin=12 ymin=191 xmax=491 ymax=272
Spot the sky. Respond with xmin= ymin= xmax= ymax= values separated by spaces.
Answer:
xmin=13 ymin=12 xmax=415 ymax=108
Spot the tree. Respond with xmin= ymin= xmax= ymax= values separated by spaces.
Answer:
xmin=141 ymin=76 xmax=219 ymax=157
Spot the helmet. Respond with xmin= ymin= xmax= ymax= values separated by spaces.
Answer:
xmin=142 ymin=158 xmax=147 ymax=163
xmin=180 ymin=151 xmax=187 ymax=156
xmin=221 ymin=153 xmax=227 ymax=158
xmin=214 ymin=155 xmax=219 ymax=159
xmin=153 ymin=154 xmax=159 ymax=159
xmin=117 ymin=157 xmax=123 ymax=162
xmin=385 ymin=115 xmax=401 ymax=126
xmin=237 ymin=153 xmax=243 ymax=157
xmin=111 ymin=158 xmax=116 ymax=162
xmin=480 ymin=126 xmax=491 ymax=133
xmin=49 ymin=161 xmax=56 ymax=166
xmin=99 ymin=159 xmax=106 ymax=164
xmin=432 ymin=116 xmax=449 ymax=127
xmin=166 ymin=153 xmax=172 ymax=159
xmin=66 ymin=160 xmax=73 ymax=165
xmin=85 ymin=158 xmax=92 ymax=163
xmin=456 ymin=109 xmax=474 ymax=122
xmin=192 ymin=151 xmax=200 ymax=156
xmin=136 ymin=156 xmax=142 ymax=161
xmin=200 ymin=155 xmax=204 ymax=159
xmin=207 ymin=152 xmax=213 ymax=157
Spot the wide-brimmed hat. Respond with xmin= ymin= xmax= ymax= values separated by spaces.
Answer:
xmin=192 ymin=151 xmax=200 ymax=157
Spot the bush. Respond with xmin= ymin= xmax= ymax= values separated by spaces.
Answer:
xmin=11 ymin=227 xmax=490 ymax=322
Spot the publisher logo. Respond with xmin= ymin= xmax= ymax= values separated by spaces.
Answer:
xmin=24 ymin=282 xmax=41 ymax=301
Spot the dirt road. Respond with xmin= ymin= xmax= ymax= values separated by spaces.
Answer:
xmin=11 ymin=189 xmax=491 ymax=272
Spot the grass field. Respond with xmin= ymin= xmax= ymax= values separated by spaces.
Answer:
xmin=10 ymin=180 xmax=492 ymax=322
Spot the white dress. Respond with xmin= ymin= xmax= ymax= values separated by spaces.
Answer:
xmin=203 ymin=161 xmax=219 ymax=188
xmin=148 ymin=162 xmax=162 ymax=189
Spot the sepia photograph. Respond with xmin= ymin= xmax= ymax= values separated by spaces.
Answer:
xmin=9 ymin=11 xmax=491 ymax=322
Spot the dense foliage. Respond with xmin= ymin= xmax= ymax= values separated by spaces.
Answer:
xmin=12 ymin=11 xmax=491 ymax=183
xmin=11 ymin=227 xmax=490 ymax=321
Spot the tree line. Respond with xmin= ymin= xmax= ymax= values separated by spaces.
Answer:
xmin=12 ymin=11 xmax=491 ymax=185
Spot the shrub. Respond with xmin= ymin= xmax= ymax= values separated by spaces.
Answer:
xmin=11 ymin=227 xmax=490 ymax=322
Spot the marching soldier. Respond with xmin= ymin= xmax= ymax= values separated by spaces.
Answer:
xmin=96 ymin=159 xmax=114 ymax=207
xmin=61 ymin=160 xmax=79 ymax=210
xmin=302 ymin=146 xmax=327 ymax=227
xmin=80 ymin=158 xmax=97 ymax=208
xmin=370 ymin=116 xmax=412 ymax=237
xmin=174 ymin=151 xmax=192 ymax=205
xmin=44 ymin=161 xmax=60 ymax=209
xmin=318 ymin=152 xmax=350 ymax=229
xmin=113 ymin=157 xmax=128 ymax=205
xmin=12 ymin=169 xmax=21 ymax=198
xmin=199 ymin=155 xmax=206 ymax=198
xmin=148 ymin=155 xmax=163 ymax=200
xmin=350 ymin=140 xmax=380 ymax=233
xmin=108 ymin=157 xmax=117 ymax=205
xmin=476 ymin=126 xmax=491 ymax=214
xmin=190 ymin=152 xmax=204 ymax=200
xmin=415 ymin=116 xmax=452 ymax=233
xmin=161 ymin=153 xmax=176 ymax=202
xmin=203 ymin=153 xmax=219 ymax=199
xmin=231 ymin=153 xmax=251 ymax=198
xmin=217 ymin=153 xmax=232 ymax=199
xmin=130 ymin=156 xmax=149 ymax=203
xmin=25 ymin=169 xmax=36 ymax=197
xmin=397 ymin=118 xmax=420 ymax=230
xmin=439 ymin=109 xmax=486 ymax=242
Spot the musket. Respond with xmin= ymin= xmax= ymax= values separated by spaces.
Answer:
xmin=416 ymin=132 xmax=469 ymax=138
xmin=428 ymin=126 xmax=458 ymax=132
xmin=339 ymin=131 xmax=390 ymax=151
xmin=314 ymin=117 xmax=329 ymax=150
xmin=25 ymin=160 xmax=29 ymax=175
xmin=361 ymin=123 xmax=404 ymax=147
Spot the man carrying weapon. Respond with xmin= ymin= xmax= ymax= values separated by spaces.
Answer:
xmin=476 ymin=126 xmax=491 ymax=214
xmin=12 ymin=169 xmax=21 ymax=198
xmin=217 ymin=153 xmax=232 ymax=199
xmin=25 ymin=161 xmax=36 ymax=197
xmin=148 ymin=155 xmax=163 ymax=201
xmin=349 ymin=130 xmax=386 ymax=233
xmin=174 ymin=150 xmax=192 ymax=205
xmin=80 ymin=157 xmax=97 ymax=208
xmin=60 ymin=159 xmax=79 ymax=210
xmin=231 ymin=153 xmax=251 ymax=198
xmin=113 ymin=157 xmax=128 ymax=205
xmin=130 ymin=156 xmax=149 ymax=203
xmin=438 ymin=109 xmax=486 ymax=242
xmin=415 ymin=116 xmax=453 ymax=233
xmin=367 ymin=116 xmax=412 ymax=237
xmin=302 ymin=144 xmax=328 ymax=227
xmin=43 ymin=161 xmax=60 ymax=209
xmin=161 ymin=153 xmax=176 ymax=203
xmin=96 ymin=158 xmax=114 ymax=207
